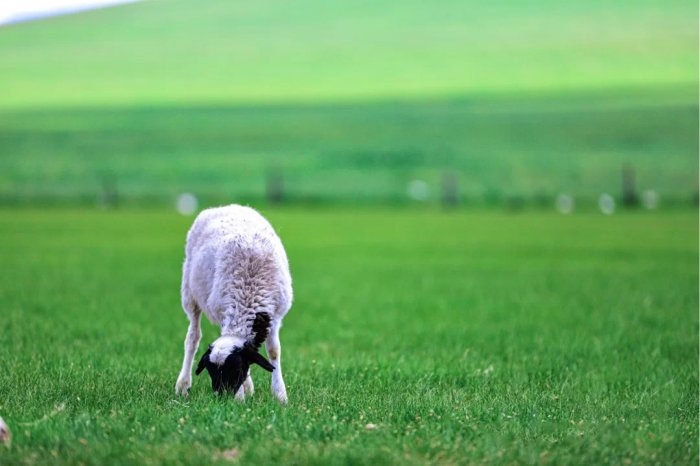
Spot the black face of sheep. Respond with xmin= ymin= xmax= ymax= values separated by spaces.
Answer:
xmin=195 ymin=344 xmax=275 ymax=395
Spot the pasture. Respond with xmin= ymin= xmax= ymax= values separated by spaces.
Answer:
xmin=0 ymin=0 xmax=696 ymax=108
xmin=0 ymin=207 xmax=697 ymax=465
xmin=0 ymin=0 xmax=697 ymax=207
xmin=0 ymin=91 xmax=697 ymax=207
xmin=0 ymin=0 xmax=697 ymax=463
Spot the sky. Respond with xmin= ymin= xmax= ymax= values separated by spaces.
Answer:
xmin=0 ymin=0 xmax=139 ymax=26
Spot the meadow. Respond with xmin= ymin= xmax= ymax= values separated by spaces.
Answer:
xmin=0 ymin=0 xmax=695 ymax=108
xmin=0 ymin=207 xmax=697 ymax=465
xmin=0 ymin=89 xmax=697 ymax=207
xmin=0 ymin=0 xmax=697 ymax=207
xmin=0 ymin=0 xmax=697 ymax=464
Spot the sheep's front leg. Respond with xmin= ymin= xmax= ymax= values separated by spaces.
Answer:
xmin=235 ymin=370 xmax=254 ymax=401
xmin=265 ymin=323 xmax=288 ymax=404
xmin=175 ymin=311 xmax=201 ymax=396
xmin=243 ymin=369 xmax=254 ymax=396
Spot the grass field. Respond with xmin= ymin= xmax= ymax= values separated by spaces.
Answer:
xmin=0 ymin=0 xmax=696 ymax=108
xmin=0 ymin=1 xmax=697 ymax=463
xmin=1 ymin=89 xmax=697 ymax=207
xmin=0 ymin=207 xmax=697 ymax=465
xmin=0 ymin=0 xmax=697 ymax=206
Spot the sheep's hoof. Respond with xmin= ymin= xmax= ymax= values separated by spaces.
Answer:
xmin=243 ymin=378 xmax=255 ymax=396
xmin=234 ymin=385 xmax=247 ymax=401
xmin=175 ymin=379 xmax=191 ymax=397
xmin=273 ymin=389 xmax=288 ymax=404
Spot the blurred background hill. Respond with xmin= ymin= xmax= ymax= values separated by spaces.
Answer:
xmin=0 ymin=0 xmax=697 ymax=207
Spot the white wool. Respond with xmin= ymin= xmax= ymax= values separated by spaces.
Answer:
xmin=182 ymin=204 xmax=292 ymax=336
xmin=209 ymin=335 xmax=245 ymax=365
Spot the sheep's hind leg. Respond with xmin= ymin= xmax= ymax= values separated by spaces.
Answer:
xmin=265 ymin=323 xmax=288 ymax=404
xmin=175 ymin=308 xmax=202 ymax=396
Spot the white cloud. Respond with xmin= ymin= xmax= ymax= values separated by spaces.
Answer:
xmin=0 ymin=0 xmax=140 ymax=26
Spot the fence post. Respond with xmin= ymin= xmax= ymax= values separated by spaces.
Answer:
xmin=621 ymin=165 xmax=639 ymax=207
xmin=266 ymin=169 xmax=284 ymax=204
xmin=99 ymin=176 xmax=119 ymax=208
xmin=441 ymin=171 xmax=459 ymax=208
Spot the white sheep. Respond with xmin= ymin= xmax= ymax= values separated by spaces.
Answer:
xmin=174 ymin=204 xmax=292 ymax=403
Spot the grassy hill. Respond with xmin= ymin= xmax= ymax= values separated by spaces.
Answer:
xmin=0 ymin=92 xmax=697 ymax=206
xmin=0 ymin=0 xmax=696 ymax=108
xmin=0 ymin=0 xmax=696 ymax=206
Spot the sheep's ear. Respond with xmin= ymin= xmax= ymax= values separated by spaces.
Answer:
xmin=251 ymin=352 xmax=275 ymax=372
xmin=195 ymin=347 xmax=212 ymax=376
xmin=244 ymin=346 xmax=275 ymax=372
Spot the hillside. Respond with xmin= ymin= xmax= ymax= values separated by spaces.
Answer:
xmin=0 ymin=0 xmax=696 ymax=108
xmin=0 ymin=0 xmax=696 ymax=206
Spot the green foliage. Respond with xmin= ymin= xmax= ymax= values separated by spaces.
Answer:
xmin=0 ymin=208 xmax=697 ymax=465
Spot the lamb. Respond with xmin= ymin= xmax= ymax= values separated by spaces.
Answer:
xmin=174 ymin=204 xmax=292 ymax=403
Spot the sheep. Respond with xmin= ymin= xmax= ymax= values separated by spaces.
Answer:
xmin=174 ymin=204 xmax=292 ymax=403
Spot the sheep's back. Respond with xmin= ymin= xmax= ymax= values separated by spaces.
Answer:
xmin=182 ymin=205 xmax=292 ymax=323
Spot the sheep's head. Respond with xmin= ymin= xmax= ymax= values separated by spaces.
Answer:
xmin=196 ymin=341 xmax=274 ymax=394
xmin=195 ymin=337 xmax=274 ymax=395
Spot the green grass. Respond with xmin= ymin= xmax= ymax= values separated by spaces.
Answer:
xmin=0 ymin=207 xmax=697 ymax=465
xmin=0 ymin=90 xmax=697 ymax=206
xmin=0 ymin=0 xmax=696 ymax=108
xmin=0 ymin=0 xmax=696 ymax=206
xmin=0 ymin=2 xmax=696 ymax=463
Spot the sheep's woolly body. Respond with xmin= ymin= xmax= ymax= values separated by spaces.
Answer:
xmin=182 ymin=205 xmax=292 ymax=341
xmin=175 ymin=205 xmax=292 ymax=402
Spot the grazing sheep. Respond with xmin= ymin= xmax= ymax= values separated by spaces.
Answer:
xmin=175 ymin=205 xmax=292 ymax=403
